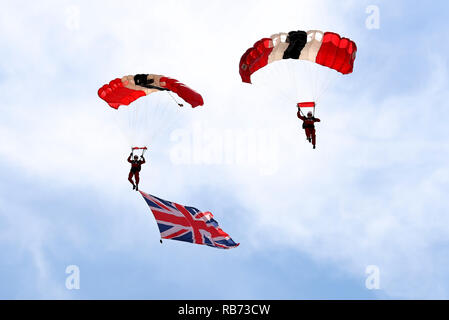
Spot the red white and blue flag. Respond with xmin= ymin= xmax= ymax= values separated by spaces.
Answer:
xmin=139 ymin=191 xmax=239 ymax=249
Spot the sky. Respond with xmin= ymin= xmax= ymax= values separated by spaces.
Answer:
xmin=0 ymin=0 xmax=449 ymax=299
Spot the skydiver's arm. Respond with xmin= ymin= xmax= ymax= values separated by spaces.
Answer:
xmin=140 ymin=157 xmax=146 ymax=164
xmin=314 ymin=118 xmax=321 ymax=122
xmin=297 ymin=110 xmax=305 ymax=121
xmin=127 ymin=155 xmax=132 ymax=163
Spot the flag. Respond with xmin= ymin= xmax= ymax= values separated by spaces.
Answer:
xmin=139 ymin=191 xmax=239 ymax=249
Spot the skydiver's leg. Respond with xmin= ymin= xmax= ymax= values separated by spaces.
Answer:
xmin=305 ymin=128 xmax=312 ymax=142
xmin=135 ymin=172 xmax=140 ymax=191
xmin=128 ymin=171 xmax=136 ymax=189
xmin=312 ymin=129 xmax=316 ymax=149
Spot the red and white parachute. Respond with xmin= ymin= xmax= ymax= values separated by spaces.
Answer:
xmin=239 ymin=30 xmax=357 ymax=83
xmin=98 ymin=74 xmax=204 ymax=147
xmin=239 ymin=30 xmax=357 ymax=115
xmin=98 ymin=74 xmax=204 ymax=109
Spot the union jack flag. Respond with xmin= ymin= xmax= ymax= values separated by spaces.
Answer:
xmin=139 ymin=191 xmax=239 ymax=249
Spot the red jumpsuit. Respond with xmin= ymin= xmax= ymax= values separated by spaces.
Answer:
xmin=297 ymin=111 xmax=320 ymax=147
xmin=127 ymin=155 xmax=145 ymax=187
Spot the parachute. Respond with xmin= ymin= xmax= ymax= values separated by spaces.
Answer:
xmin=98 ymin=74 xmax=204 ymax=109
xmin=239 ymin=30 xmax=357 ymax=118
xmin=97 ymin=74 xmax=204 ymax=147
xmin=239 ymin=30 xmax=357 ymax=84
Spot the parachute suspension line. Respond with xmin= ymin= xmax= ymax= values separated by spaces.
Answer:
xmin=268 ymin=63 xmax=286 ymax=110
xmin=168 ymin=92 xmax=184 ymax=107
xmin=302 ymin=60 xmax=318 ymax=104
xmin=147 ymin=104 xmax=170 ymax=143
xmin=309 ymin=63 xmax=318 ymax=116
xmin=136 ymin=96 xmax=156 ymax=145
xmin=255 ymin=63 xmax=284 ymax=102
xmin=269 ymin=61 xmax=298 ymax=107
xmin=142 ymin=91 xmax=172 ymax=145
xmin=146 ymin=93 xmax=169 ymax=143
xmin=122 ymin=92 xmax=164 ymax=148
xmin=286 ymin=61 xmax=299 ymax=106
xmin=145 ymin=92 xmax=185 ymax=145
xmin=163 ymin=107 xmax=185 ymax=136
xmin=251 ymin=62 xmax=294 ymax=120
xmin=110 ymin=104 xmax=143 ymax=149
xmin=309 ymin=62 xmax=318 ymax=102
xmin=143 ymin=91 xmax=185 ymax=144
xmin=314 ymin=72 xmax=339 ymax=107
xmin=147 ymin=92 xmax=174 ymax=144
xmin=272 ymin=61 xmax=293 ymax=100
xmin=326 ymin=73 xmax=340 ymax=96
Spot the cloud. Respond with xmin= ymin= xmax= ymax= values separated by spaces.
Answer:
xmin=1 ymin=0 xmax=449 ymax=299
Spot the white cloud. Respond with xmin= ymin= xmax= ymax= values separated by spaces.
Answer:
xmin=1 ymin=0 xmax=449 ymax=299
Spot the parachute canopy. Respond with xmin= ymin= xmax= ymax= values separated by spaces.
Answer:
xmin=98 ymin=74 xmax=204 ymax=109
xmin=239 ymin=30 xmax=357 ymax=83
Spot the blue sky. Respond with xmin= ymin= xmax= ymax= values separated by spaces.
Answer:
xmin=1 ymin=0 xmax=449 ymax=299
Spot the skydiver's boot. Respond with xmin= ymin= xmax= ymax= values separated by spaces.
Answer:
xmin=132 ymin=184 xmax=136 ymax=190
xmin=136 ymin=184 xmax=139 ymax=191
xmin=313 ymin=145 xmax=316 ymax=149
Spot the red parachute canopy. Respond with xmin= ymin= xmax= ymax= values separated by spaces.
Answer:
xmin=239 ymin=30 xmax=357 ymax=83
xmin=98 ymin=74 xmax=204 ymax=109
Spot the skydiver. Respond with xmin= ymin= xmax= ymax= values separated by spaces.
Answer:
xmin=297 ymin=109 xmax=320 ymax=149
xmin=127 ymin=152 xmax=146 ymax=191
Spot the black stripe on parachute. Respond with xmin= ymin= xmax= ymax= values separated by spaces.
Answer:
xmin=282 ymin=30 xmax=308 ymax=59
xmin=134 ymin=74 xmax=169 ymax=91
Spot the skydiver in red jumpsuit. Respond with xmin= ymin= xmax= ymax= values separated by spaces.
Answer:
xmin=127 ymin=153 xmax=146 ymax=191
xmin=297 ymin=110 xmax=321 ymax=149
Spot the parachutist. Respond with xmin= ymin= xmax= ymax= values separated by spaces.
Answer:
xmin=297 ymin=108 xmax=320 ymax=149
xmin=127 ymin=152 xmax=146 ymax=191
xmin=238 ymin=30 xmax=356 ymax=151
